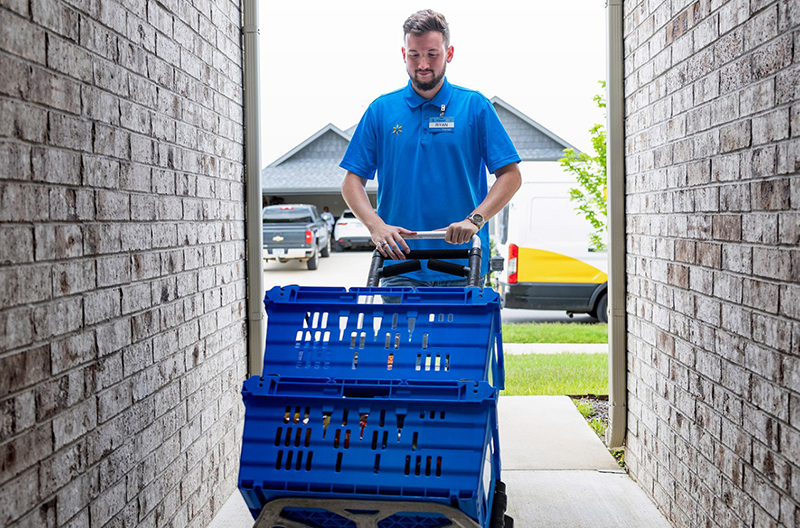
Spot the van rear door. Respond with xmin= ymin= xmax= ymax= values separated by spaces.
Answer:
xmin=496 ymin=183 xmax=607 ymax=314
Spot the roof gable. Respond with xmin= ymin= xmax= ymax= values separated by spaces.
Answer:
xmin=491 ymin=97 xmax=579 ymax=161
xmin=262 ymin=124 xmax=372 ymax=195
xmin=268 ymin=124 xmax=353 ymax=167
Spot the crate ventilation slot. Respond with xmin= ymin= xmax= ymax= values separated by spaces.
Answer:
xmin=283 ymin=406 xmax=311 ymax=424
xmin=429 ymin=313 xmax=454 ymax=323
xmin=275 ymin=450 xmax=313 ymax=472
xmin=302 ymin=311 xmax=329 ymax=329
xmin=404 ymin=455 xmax=443 ymax=477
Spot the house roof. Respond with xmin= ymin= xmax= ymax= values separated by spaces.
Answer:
xmin=267 ymin=124 xmax=353 ymax=167
xmin=262 ymin=158 xmax=378 ymax=195
xmin=490 ymin=97 xmax=579 ymax=160
xmin=262 ymin=125 xmax=377 ymax=195
xmin=262 ymin=98 xmax=578 ymax=195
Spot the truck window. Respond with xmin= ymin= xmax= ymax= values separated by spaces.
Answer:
xmin=263 ymin=211 xmax=314 ymax=223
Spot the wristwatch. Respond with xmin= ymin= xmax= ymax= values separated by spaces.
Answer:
xmin=467 ymin=213 xmax=485 ymax=229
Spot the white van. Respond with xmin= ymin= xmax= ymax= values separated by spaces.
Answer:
xmin=491 ymin=162 xmax=608 ymax=322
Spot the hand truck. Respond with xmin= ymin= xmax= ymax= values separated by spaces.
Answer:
xmin=238 ymin=232 xmax=513 ymax=528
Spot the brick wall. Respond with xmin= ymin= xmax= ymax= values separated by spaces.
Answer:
xmin=0 ymin=0 xmax=248 ymax=526
xmin=623 ymin=0 xmax=799 ymax=526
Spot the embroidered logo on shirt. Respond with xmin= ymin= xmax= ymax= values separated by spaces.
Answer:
xmin=392 ymin=125 xmax=402 ymax=136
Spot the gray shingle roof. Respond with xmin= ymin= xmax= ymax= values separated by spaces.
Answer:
xmin=262 ymin=159 xmax=377 ymax=194
xmin=263 ymin=125 xmax=373 ymax=195
xmin=262 ymin=98 xmax=577 ymax=194
xmin=491 ymin=97 xmax=578 ymax=161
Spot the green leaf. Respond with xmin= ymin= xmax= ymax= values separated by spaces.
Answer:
xmin=559 ymin=81 xmax=608 ymax=250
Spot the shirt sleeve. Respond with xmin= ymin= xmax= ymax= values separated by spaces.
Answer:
xmin=340 ymin=105 xmax=378 ymax=180
xmin=478 ymin=98 xmax=521 ymax=174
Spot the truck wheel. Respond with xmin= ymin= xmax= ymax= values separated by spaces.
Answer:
xmin=307 ymin=248 xmax=319 ymax=270
xmin=320 ymin=237 xmax=331 ymax=258
xmin=593 ymin=292 xmax=608 ymax=323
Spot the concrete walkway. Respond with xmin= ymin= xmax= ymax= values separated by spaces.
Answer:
xmin=209 ymin=395 xmax=670 ymax=528
xmin=500 ymin=396 xmax=671 ymax=527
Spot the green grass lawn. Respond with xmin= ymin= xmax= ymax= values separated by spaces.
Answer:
xmin=502 ymin=322 xmax=607 ymax=344
xmin=502 ymin=353 xmax=608 ymax=396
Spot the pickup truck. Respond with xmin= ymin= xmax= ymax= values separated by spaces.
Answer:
xmin=262 ymin=205 xmax=331 ymax=270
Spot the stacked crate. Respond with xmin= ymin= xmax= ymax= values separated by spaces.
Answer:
xmin=238 ymin=285 xmax=505 ymax=528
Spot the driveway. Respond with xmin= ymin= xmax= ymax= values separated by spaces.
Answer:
xmin=263 ymin=250 xmax=595 ymax=324
xmin=263 ymin=250 xmax=373 ymax=289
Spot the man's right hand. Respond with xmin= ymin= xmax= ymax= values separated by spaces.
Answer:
xmin=341 ymin=172 xmax=415 ymax=260
xmin=370 ymin=223 xmax=416 ymax=261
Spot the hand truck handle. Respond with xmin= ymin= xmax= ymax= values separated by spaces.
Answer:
xmin=366 ymin=232 xmax=483 ymax=287
xmin=405 ymin=231 xmax=481 ymax=242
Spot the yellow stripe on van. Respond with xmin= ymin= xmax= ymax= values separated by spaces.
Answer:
xmin=517 ymin=248 xmax=607 ymax=284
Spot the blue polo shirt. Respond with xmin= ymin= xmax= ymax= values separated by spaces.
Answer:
xmin=340 ymin=78 xmax=520 ymax=281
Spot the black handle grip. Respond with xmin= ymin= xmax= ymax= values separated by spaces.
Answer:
xmin=426 ymin=259 xmax=468 ymax=278
xmin=365 ymin=235 xmax=483 ymax=287
xmin=467 ymin=247 xmax=482 ymax=286
xmin=380 ymin=259 xmax=422 ymax=278
xmin=366 ymin=250 xmax=384 ymax=287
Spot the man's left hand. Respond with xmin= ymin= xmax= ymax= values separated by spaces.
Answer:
xmin=443 ymin=220 xmax=479 ymax=245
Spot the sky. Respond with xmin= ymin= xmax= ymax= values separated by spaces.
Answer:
xmin=257 ymin=0 xmax=607 ymax=167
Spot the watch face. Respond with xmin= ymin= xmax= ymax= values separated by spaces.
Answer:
xmin=470 ymin=214 xmax=484 ymax=227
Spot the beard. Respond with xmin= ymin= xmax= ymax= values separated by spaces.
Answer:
xmin=410 ymin=66 xmax=446 ymax=92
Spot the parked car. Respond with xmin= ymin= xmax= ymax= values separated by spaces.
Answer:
xmin=333 ymin=209 xmax=374 ymax=251
xmin=262 ymin=204 xmax=330 ymax=270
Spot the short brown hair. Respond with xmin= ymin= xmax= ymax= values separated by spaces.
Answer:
xmin=403 ymin=9 xmax=450 ymax=48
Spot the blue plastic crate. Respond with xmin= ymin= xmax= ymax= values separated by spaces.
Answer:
xmin=261 ymin=286 xmax=504 ymax=390
xmin=238 ymin=376 xmax=501 ymax=527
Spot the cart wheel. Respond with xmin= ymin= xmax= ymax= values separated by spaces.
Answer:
xmin=489 ymin=513 xmax=505 ymax=528
xmin=490 ymin=480 xmax=508 ymax=528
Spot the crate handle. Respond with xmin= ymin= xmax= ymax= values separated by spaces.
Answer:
xmin=493 ymin=331 xmax=505 ymax=391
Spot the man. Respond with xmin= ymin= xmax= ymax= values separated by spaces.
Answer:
xmin=340 ymin=9 xmax=521 ymax=287
xmin=321 ymin=206 xmax=335 ymax=234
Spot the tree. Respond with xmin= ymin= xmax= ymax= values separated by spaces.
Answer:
xmin=559 ymin=81 xmax=607 ymax=251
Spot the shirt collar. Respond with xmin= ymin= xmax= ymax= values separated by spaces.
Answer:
xmin=403 ymin=77 xmax=453 ymax=110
